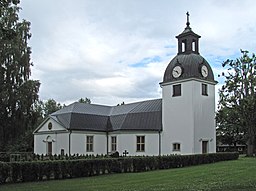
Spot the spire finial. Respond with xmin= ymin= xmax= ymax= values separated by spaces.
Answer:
xmin=186 ymin=11 xmax=190 ymax=28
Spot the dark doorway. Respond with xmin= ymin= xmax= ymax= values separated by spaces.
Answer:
xmin=48 ymin=142 xmax=52 ymax=155
xmin=202 ymin=141 xmax=208 ymax=154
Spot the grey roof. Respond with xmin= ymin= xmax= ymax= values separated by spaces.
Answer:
xmin=161 ymin=53 xmax=215 ymax=84
xmin=110 ymin=99 xmax=162 ymax=131
xmin=50 ymin=99 xmax=162 ymax=132
xmin=177 ymin=26 xmax=201 ymax=38
xmin=52 ymin=102 xmax=111 ymax=116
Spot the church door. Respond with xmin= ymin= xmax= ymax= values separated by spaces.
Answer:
xmin=202 ymin=141 xmax=208 ymax=154
xmin=48 ymin=142 xmax=52 ymax=155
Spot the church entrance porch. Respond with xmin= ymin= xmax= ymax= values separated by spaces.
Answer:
xmin=43 ymin=135 xmax=54 ymax=155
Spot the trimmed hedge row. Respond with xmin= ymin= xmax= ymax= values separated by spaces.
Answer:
xmin=0 ymin=152 xmax=239 ymax=184
xmin=0 ymin=152 xmax=109 ymax=162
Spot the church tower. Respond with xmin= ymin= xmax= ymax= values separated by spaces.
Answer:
xmin=160 ymin=13 xmax=217 ymax=155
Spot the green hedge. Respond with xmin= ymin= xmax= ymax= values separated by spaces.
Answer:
xmin=0 ymin=152 xmax=239 ymax=184
xmin=0 ymin=153 xmax=9 ymax=162
xmin=0 ymin=153 xmax=110 ymax=162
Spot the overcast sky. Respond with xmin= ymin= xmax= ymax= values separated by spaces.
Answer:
xmin=19 ymin=0 xmax=256 ymax=106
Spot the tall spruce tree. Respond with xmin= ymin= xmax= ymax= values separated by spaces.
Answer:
xmin=0 ymin=0 xmax=40 ymax=151
xmin=217 ymin=50 xmax=256 ymax=156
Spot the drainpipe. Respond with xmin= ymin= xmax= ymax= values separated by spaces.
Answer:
xmin=55 ymin=132 xmax=57 ymax=154
xmin=106 ymin=131 xmax=109 ymax=155
xmin=69 ymin=130 xmax=72 ymax=156
xmin=106 ymin=116 xmax=111 ymax=155
xmin=158 ymin=130 xmax=161 ymax=156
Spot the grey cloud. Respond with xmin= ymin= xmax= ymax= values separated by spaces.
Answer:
xmin=20 ymin=0 xmax=256 ymax=105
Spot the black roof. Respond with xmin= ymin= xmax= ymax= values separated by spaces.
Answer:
xmin=50 ymin=99 xmax=162 ymax=132
xmin=162 ymin=53 xmax=215 ymax=83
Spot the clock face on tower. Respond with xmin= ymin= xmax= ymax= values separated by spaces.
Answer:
xmin=201 ymin=65 xmax=208 ymax=78
xmin=172 ymin=66 xmax=182 ymax=78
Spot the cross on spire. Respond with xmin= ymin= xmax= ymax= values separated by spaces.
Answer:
xmin=186 ymin=11 xmax=190 ymax=28
xmin=176 ymin=12 xmax=201 ymax=55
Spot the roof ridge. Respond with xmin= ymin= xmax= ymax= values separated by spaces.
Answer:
xmin=129 ymin=98 xmax=162 ymax=113
xmin=51 ymin=102 xmax=76 ymax=116
xmin=113 ymin=98 xmax=161 ymax=106
xmin=74 ymin=101 xmax=112 ymax=109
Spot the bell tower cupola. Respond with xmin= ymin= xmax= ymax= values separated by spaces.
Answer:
xmin=176 ymin=12 xmax=201 ymax=55
xmin=161 ymin=12 xmax=215 ymax=84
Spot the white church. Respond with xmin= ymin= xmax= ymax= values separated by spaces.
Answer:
xmin=34 ymin=14 xmax=217 ymax=156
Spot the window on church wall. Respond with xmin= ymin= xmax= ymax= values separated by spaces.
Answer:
xmin=136 ymin=136 xmax=145 ymax=152
xmin=173 ymin=143 xmax=181 ymax=151
xmin=111 ymin=136 xmax=117 ymax=152
xmin=173 ymin=84 xmax=181 ymax=97
xmin=202 ymin=83 xmax=208 ymax=96
xmin=86 ymin=136 xmax=93 ymax=152
xmin=48 ymin=122 xmax=52 ymax=130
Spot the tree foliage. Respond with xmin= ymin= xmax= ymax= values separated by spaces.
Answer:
xmin=0 ymin=0 xmax=40 ymax=151
xmin=43 ymin=99 xmax=62 ymax=117
xmin=117 ymin=101 xmax=125 ymax=106
xmin=217 ymin=50 xmax=256 ymax=156
xmin=78 ymin=97 xmax=91 ymax=104
xmin=216 ymin=106 xmax=246 ymax=148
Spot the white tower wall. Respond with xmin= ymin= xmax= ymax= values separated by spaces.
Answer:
xmin=161 ymin=79 xmax=216 ymax=155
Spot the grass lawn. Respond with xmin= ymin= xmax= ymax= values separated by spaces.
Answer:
xmin=1 ymin=156 xmax=256 ymax=191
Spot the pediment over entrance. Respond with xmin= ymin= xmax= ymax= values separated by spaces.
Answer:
xmin=34 ymin=117 xmax=67 ymax=133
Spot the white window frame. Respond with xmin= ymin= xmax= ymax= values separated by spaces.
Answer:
xmin=111 ymin=136 xmax=117 ymax=152
xmin=136 ymin=136 xmax=145 ymax=152
xmin=86 ymin=135 xmax=94 ymax=152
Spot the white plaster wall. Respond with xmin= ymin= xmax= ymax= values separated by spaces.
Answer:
xmin=34 ymin=133 xmax=69 ymax=155
xmin=54 ymin=133 xmax=69 ymax=154
xmin=38 ymin=118 xmax=66 ymax=132
xmin=109 ymin=132 xmax=160 ymax=156
xmin=34 ymin=134 xmax=47 ymax=154
xmin=161 ymin=79 xmax=216 ymax=155
xmin=71 ymin=132 xmax=107 ymax=155
xmin=162 ymin=81 xmax=195 ymax=155
xmin=193 ymin=82 xmax=216 ymax=153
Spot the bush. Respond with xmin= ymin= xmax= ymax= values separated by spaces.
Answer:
xmin=109 ymin=151 xmax=119 ymax=158
xmin=0 ymin=162 xmax=10 ymax=184
xmin=0 ymin=152 xmax=239 ymax=184
xmin=20 ymin=162 xmax=39 ymax=182
xmin=10 ymin=162 xmax=21 ymax=182
xmin=0 ymin=153 xmax=9 ymax=162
